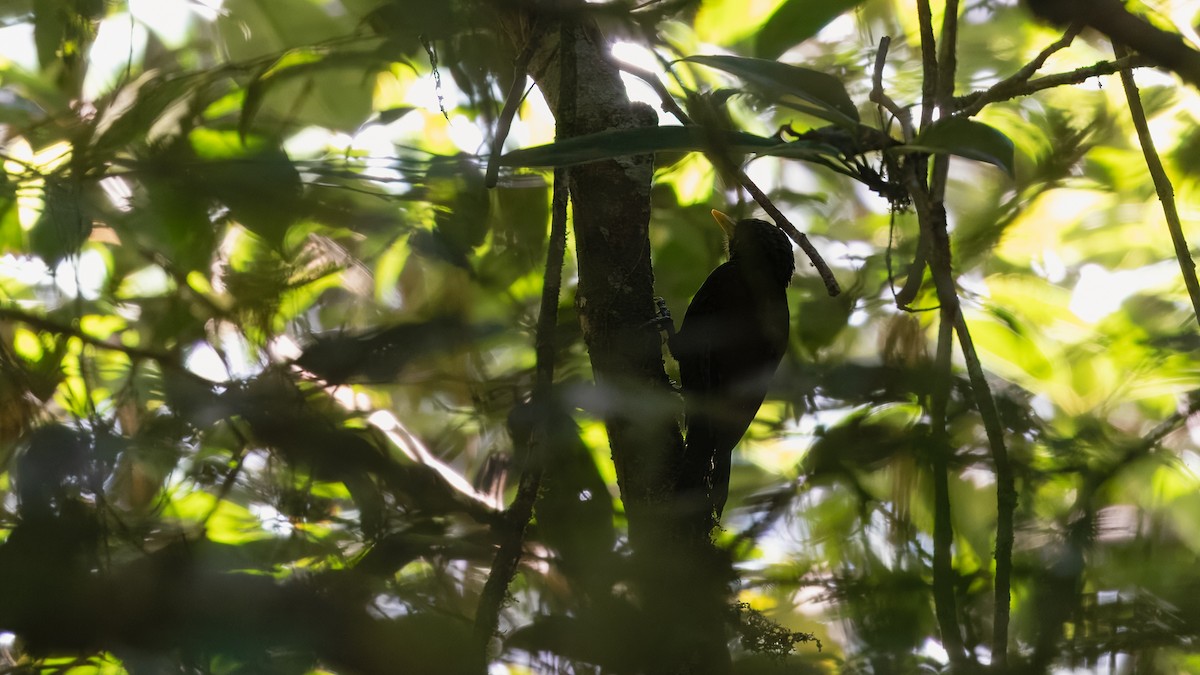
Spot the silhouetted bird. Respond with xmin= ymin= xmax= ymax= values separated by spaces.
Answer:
xmin=670 ymin=211 xmax=794 ymax=521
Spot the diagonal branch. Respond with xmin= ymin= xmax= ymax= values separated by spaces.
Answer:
xmin=954 ymin=53 xmax=1150 ymax=117
xmin=617 ymin=60 xmax=841 ymax=296
xmin=1114 ymin=43 xmax=1200 ymax=324
xmin=472 ymin=164 xmax=571 ymax=658
xmin=1026 ymin=0 xmax=1200 ymax=90
xmin=485 ymin=23 xmax=544 ymax=188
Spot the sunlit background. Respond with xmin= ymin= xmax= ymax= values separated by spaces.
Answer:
xmin=2 ymin=0 xmax=1200 ymax=673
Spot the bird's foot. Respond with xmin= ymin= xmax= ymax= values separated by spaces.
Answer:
xmin=644 ymin=297 xmax=676 ymax=340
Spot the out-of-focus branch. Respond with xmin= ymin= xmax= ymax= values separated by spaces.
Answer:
xmin=0 ymin=306 xmax=173 ymax=364
xmin=1114 ymin=43 xmax=1200 ymax=324
xmin=955 ymin=43 xmax=1154 ymax=118
xmin=1025 ymin=0 xmax=1200 ymax=90
xmin=929 ymin=309 xmax=965 ymax=666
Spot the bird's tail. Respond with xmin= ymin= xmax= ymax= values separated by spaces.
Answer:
xmin=680 ymin=413 xmax=730 ymax=522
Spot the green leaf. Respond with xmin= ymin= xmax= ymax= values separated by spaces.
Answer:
xmin=909 ymin=117 xmax=1016 ymax=176
xmin=138 ymin=143 xmax=220 ymax=273
xmin=755 ymin=0 xmax=867 ymax=60
xmin=30 ymin=176 xmax=90 ymax=265
xmin=32 ymin=0 xmax=66 ymax=70
xmin=0 ymin=174 xmax=20 ymax=255
xmin=479 ymin=174 xmax=550 ymax=286
xmin=92 ymin=73 xmax=212 ymax=157
xmin=189 ymin=129 xmax=302 ymax=248
xmin=757 ymin=139 xmax=848 ymax=161
xmin=239 ymin=48 xmax=386 ymax=138
xmin=970 ymin=317 xmax=1055 ymax=383
xmin=0 ymin=0 xmax=32 ymax=21
xmin=499 ymin=126 xmax=778 ymax=168
xmin=682 ymin=54 xmax=860 ymax=127
xmin=219 ymin=0 xmax=374 ymax=132
xmin=426 ymin=157 xmax=489 ymax=256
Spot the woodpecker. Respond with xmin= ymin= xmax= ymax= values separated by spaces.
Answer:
xmin=670 ymin=211 xmax=794 ymax=521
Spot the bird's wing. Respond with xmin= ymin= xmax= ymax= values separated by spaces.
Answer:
xmin=672 ymin=263 xmax=743 ymax=372
xmin=673 ymin=264 xmax=790 ymax=515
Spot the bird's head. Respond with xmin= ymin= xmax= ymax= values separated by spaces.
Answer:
xmin=712 ymin=210 xmax=795 ymax=287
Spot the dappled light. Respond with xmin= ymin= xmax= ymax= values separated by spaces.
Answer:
xmin=0 ymin=0 xmax=1199 ymax=673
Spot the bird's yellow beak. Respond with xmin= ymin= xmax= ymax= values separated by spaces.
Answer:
xmin=711 ymin=209 xmax=737 ymax=239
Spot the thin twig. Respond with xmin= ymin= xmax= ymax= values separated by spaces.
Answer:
xmin=731 ymin=166 xmax=841 ymax=296
xmin=485 ymin=25 xmax=543 ymax=188
xmin=930 ymin=310 xmax=965 ymax=665
xmin=916 ymin=0 xmax=938 ymax=131
xmin=953 ymin=310 xmax=1014 ymax=671
xmin=953 ymin=25 xmax=1079 ymax=118
xmin=869 ymin=37 xmax=914 ymax=141
xmin=928 ymin=4 xmax=967 ymax=665
xmin=1114 ymin=43 xmax=1200 ymax=324
xmin=472 ymin=167 xmax=568 ymax=655
xmin=618 ymin=59 xmax=841 ymax=295
xmin=955 ymin=53 xmax=1149 ymax=117
xmin=901 ymin=162 xmax=1014 ymax=670
xmin=616 ymin=61 xmax=692 ymax=125
xmin=935 ymin=0 xmax=960 ymax=107
xmin=928 ymin=0 xmax=960 ymax=204
xmin=473 ymin=19 xmax=574 ymax=661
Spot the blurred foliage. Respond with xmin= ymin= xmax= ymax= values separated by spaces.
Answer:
xmin=0 ymin=0 xmax=1197 ymax=673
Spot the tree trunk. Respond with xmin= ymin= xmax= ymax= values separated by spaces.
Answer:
xmin=497 ymin=8 xmax=732 ymax=673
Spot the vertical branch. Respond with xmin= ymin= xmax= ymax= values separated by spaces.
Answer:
xmin=920 ymin=4 xmax=964 ymax=653
xmin=930 ymin=311 xmax=965 ymax=664
xmin=471 ymin=165 xmax=570 ymax=663
xmin=916 ymin=0 xmax=938 ymax=130
xmin=935 ymin=0 xmax=959 ymax=105
xmin=1114 ymin=43 xmax=1200 ymax=323
xmin=916 ymin=2 xmax=1013 ymax=666
xmin=494 ymin=6 xmax=729 ymax=670
xmin=472 ymin=22 xmax=575 ymax=661
xmin=937 ymin=0 xmax=1018 ymax=664
xmin=929 ymin=0 xmax=960 ymax=202
xmin=953 ymin=309 xmax=1015 ymax=670
xmin=902 ymin=167 xmax=1014 ymax=670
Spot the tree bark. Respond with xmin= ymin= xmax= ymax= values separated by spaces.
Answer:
xmin=496 ymin=8 xmax=732 ymax=673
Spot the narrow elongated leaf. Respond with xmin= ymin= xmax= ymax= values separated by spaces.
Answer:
xmin=683 ymin=55 xmax=859 ymax=127
xmin=240 ymin=48 xmax=386 ymax=138
xmin=499 ymin=126 xmax=778 ymax=168
xmin=758 ymin=140 xmax=846 ymax=161
xmin=93 ymin=73 xmax=210 ymax=156
xmin=908 ymin=117 xmax=1015 ymax=175
xmin=756 ymin=0 xmax=868 ymax=60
